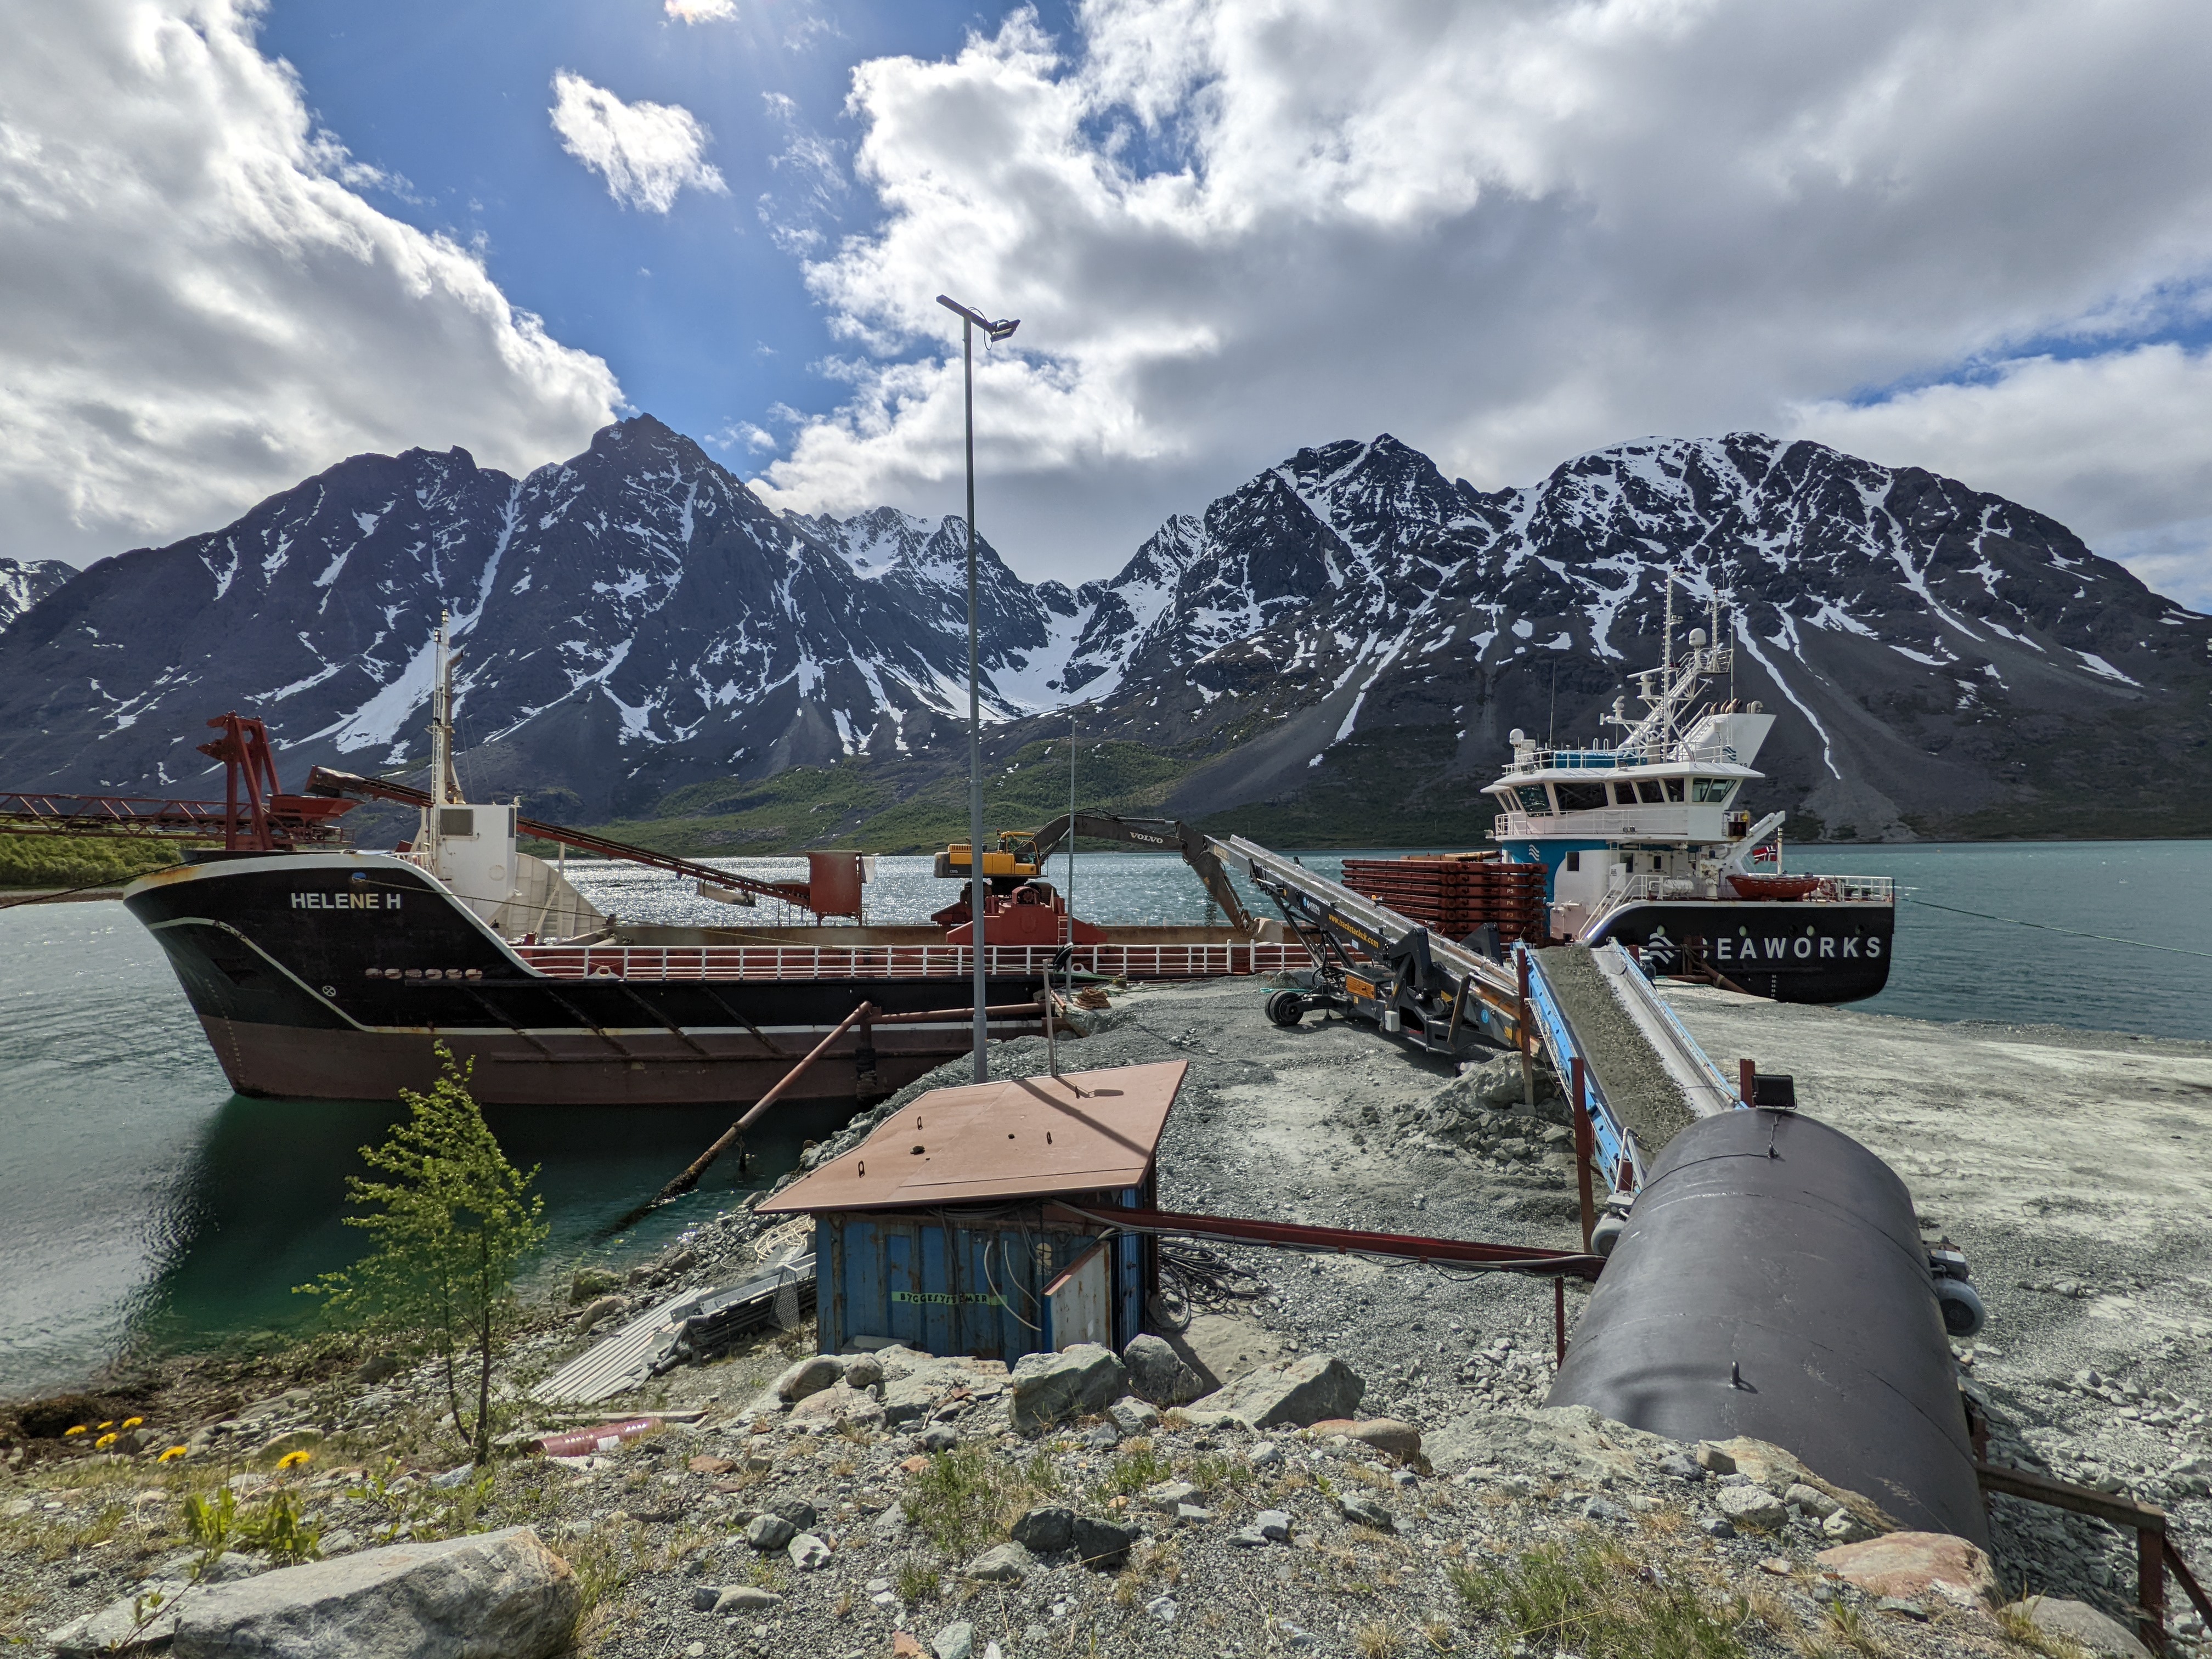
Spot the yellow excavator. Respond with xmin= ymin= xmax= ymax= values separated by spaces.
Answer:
xmin=934 ymin=811 xmax=1256 ymax=932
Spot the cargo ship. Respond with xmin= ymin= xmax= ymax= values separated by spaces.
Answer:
xmin=1477 ymin=585 xmax=1894 ymax=1003
xmin=120 ymin=631 xmax=1299 ymax=1108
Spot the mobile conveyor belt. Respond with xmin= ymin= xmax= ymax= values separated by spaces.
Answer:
xmin=1209 ymin=831 xmax=1741 ymax=1199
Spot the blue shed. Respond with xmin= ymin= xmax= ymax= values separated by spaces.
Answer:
xmin=753 ymin=1061 xmax=1188 ymax=1361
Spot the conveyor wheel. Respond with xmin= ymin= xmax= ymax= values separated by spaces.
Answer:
xmin=1935 ymin=1277 xmax=1987 ymax=1339
xmin=1590 ymin=1214 xmax=1626 ymax=1258
xmin=1266 ymin=989 xmax=1306 ymax=1028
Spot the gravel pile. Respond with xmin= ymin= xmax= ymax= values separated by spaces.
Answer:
xmin=1536 ymin=944 xmax=1695 ymax=1152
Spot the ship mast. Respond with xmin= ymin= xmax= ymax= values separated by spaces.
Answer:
xmin=420 ymin=612 xmax=462 ymax=861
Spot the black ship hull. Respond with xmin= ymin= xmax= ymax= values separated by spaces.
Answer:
xmin=123 ymin=853 xmax=1046 ymax=1107
xmin=1582 ymin=898 xmax=1893 ymax=1004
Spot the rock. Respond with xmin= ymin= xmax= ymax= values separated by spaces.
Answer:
xmin=1143 ymin=1480 xmax=1201 ymax=1511
xmin=1716 ymin=1485 xmax=1787 ymax=1531
xmin=321 ymin=1530 xmax=360 ymax=1556
xmin=913 ymin=1424 xmax=960 ymax=1453
xmin=1188 ymin=1354 xmax=1364 ymax=1429
xmin=689 ymin=1454 xmax=736 ymax=1475
xmin=872 ymin=1502 xmax=912 ymax=1540
xmin=1308 ymin=1418 xmax=1421 ymax=1460
xmin=430 ymin=1464 xmax=475 ymax=1490
xmin=787 ymin=1533 xmax=831 ymax=1571
xmin=1253 ymin=1509 xmax=1294 ymax=1542
xmin=1655 ymin=1453 xmax=1705 ymax=1483
xmin=1010 ymin=1345 xmax=1129 ymax=1432
xmin=48 ymin=1579 xmax=205 ymax=1656
xmin=1228 ymin=1526 xmax=1271 ymax=1547
xmin=1816 ymin=1532 xmax=1999 ymax=1609
xmin=744 ymin=1513 xmax=797 ymax=1551
xmin=1578 ymin=1496 xmax=1631 ymax=1523
xmin=1175 ymin=1503 xmax=1212 ymax=1525
xmin=128 ymin=1528 xmax=578 ymax=1659
xmin=1122 ymin=1335 xmax=1203 ymax=1406
xmin=767 ymin=1498 xmax=819 ymax=1532
xmin=1249 ymin=1442 xmax=1282 ymax=1470
xmin=1785 ymin=1482 xmax=1841 ymax=1519
xmin=1695 ymin=1443 xmax=1736 ymax=1475
xmin=843 ymin=1353 xmax=885 ymax=1390
xmin=892 ymin=1637 xmax=926 ymax=1659
xmin=1700 ymin=1516 xmax=1736 ymax=1539
xmin=787 ymin=1381 xmax=884 ymax=1434
xmin=574 ymin=1296 xmax=624 ymax=1329
xmin=1336 ymin=1493 xmax=1396 ymax=1531
xmin=1822 ymin=1509 xmax=1876 ymax=1544
xmin=1144 ymin=1594 xmax=1178 ymax=1624
xmin=713 ymin=1586 xmax=782 ymax=1612
xmin=1108 ymin=1396 xmax=1161 ymax=1436
xmin=569 ymin=1268 xmax=623 ymax=1304
xmin=1877 ymin=1598 xmax=1929 ymax=1621
xmin=964 ymin=1543 xmax=1033 ymax=1583
xmin=1069 ymin=1516 xmax=1139 ymax=1570
xmin=772 ymin=1355 xmax=845 ymax=1404
xmin=932 ymin=1620 xmax=977 ymax=1659
xmin=1010 ymin=1506 xmax=1074 ymax=1553
xmin=2001 ymin=1596 xmax=2153 ymax=1658
xmin=353 ymin=1353 xmax=403 ymax=1385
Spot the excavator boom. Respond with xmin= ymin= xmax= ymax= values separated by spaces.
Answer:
xmin=1028 ymin=811 xmax=1257 ymax=934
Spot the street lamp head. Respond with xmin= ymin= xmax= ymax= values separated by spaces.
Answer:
xmin=936 ymin=294 xmax=1019 ymax=342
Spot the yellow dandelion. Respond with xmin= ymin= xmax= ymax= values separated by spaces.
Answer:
xmin=122 ymin=1417 xmax=144 ymax=1429
xmin=275 ymin=1449 xmax=311 ymax=1470
xmin=95 ymin=1433 xmax=118 ymax=1449
xmin=63 ymin=1425 xmax=87 ymax=1437
xmin=157 ymin=1446 xmax=188 ymax=1463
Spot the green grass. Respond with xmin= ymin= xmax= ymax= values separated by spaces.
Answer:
xmin=901 ymin=1443 xmax=1043 ymax=1561
xmin=0 ymin=832 xmax=180 ymax=890
xmin=1447 ymin=1534 xmax=1746 ymax=1659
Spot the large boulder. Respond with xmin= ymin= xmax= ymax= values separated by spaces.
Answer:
xmin=1815 ymin=1532 xmax=1999 ymax=1610
xmin=1010 ymin=1345 xmax=1128 ymax=1432
xmin=772 ymin=1355 xmax=845 ymax=1404
xmin=1188 ymin=1355 xmax=1363 ymax=1429
xmin=2000 ymin=1597 xmax=2152 ymax=1658
xmin=160 ymin=1528 xmax=575 ymax=1658
xmin=1122 ymin=1335 xmax=1203 ymax=1406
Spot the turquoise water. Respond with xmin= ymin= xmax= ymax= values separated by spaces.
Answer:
xmin=1 ymin=839 xmax=2204 ymax=1396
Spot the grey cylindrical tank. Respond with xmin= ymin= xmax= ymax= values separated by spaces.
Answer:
xmin=1547 ymin=1108 xmax=1985 ymax=1544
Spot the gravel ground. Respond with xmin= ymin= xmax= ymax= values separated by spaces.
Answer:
xmin=5 ymin=975 xmax=2208 ymax=1658
xmin=1536 ymin=945 xmax=1695 ymax=1152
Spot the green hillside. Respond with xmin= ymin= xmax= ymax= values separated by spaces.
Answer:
xmin=0 ymin=834 xmax=182 ymax=890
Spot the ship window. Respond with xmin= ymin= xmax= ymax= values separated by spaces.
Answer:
xmin=1691 ymin=778 xmax=1737 ymax=804
xmin=1565 ymin=851 xmax=1581 ymax=872
xmin=438 ymin=808 xmax=475 ymax=837
xmin=1515 ymin=785 xmax=1551 ymax=815
xmin=1662 ymin=778 xmax=1685 ymax=802
xmin=1555 ymin=782 xmax=1608 ymax=812
xmin=1635 ymin=780 xmax=1666 ymax=805
xmin=1607 ymin=782 xmax=1635 ymax=805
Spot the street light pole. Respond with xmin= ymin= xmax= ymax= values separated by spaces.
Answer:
xmin=936 ymin=294 xmax=1019 ymax=1085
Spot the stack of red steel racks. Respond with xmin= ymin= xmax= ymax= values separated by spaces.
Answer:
xmin=1339 ymin=853 xmax=1549 ymax=944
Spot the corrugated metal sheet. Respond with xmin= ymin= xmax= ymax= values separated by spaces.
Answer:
xmin=757 ymin=1062 xmax=1187 ymax=1212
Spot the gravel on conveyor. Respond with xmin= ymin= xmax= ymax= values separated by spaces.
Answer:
xmin=1536 ymin=944 xmax=1695 ymax=1153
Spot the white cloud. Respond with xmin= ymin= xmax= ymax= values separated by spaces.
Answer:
xmin=549 ymin=71 xmax=727 ymax=215
xmin=753 ymin=0 xmax=2212 ymax=604
xmin=0 ymin=0 xmax=619 ymax=568
xmin=665 ymin=0 xmax=737 ymax=20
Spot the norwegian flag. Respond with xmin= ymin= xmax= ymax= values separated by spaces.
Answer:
xmin=1750 ymin=838 xmax=1780 ymax=861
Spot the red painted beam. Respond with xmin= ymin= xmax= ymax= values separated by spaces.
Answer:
xmin=1049 ymin=1203 xmax=1604 ymax=1280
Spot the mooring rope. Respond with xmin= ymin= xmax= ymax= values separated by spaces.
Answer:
xmin=1902 ymin=894 xmax=2212 ymax=963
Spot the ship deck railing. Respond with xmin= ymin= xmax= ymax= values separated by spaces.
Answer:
xmin=510 ymin=941 xmax=1310 ymax=982
xmin=1600 ymin=871 xmax=1895 ymax=905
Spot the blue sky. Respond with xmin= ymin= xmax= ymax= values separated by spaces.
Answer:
xmin=257 ymin=0 xmax=1064 ymax=462
xmin=4 ymin=1 xmax=2212 ymax=605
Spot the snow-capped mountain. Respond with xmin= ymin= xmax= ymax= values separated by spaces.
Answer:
xmin=0 ymin=418 xmax=2202 ymax=839
xmin=0 ymin=558 xmax=73 ymax=633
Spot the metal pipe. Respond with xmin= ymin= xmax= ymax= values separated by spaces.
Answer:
xmin=961 ymin=311 xmax=987 ymax=1085
xmin=652 ymin=1001 xmax=876 ymax=1204
xmin=1050 ymin=1204 xmax=1604 ymax=1279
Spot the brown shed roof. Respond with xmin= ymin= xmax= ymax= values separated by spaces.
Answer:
xmin=753 ymin=1060 xmax=1188 ymax=1213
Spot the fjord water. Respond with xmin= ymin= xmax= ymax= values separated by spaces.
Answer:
xmin=2 ymin=842 xmax=2205 ymax=1397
